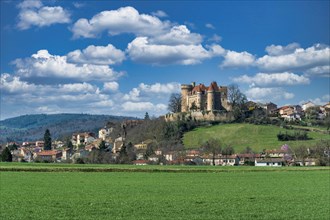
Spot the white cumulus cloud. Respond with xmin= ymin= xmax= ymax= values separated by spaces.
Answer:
xmin=103 ymin=82 xmax=119 ymax=92
xmin=304 ymin=65 xmax=330 ymax=77
xmin=246 ymin=87 xmax=294 ymax=102
xmin=265 ymin=43 xmax=301 ymax=56
xmin=221 ymin=50 xmax=256 ymax=68
xmin=71 ymin=6 xmax=169 ymax=38
xmin=256 ymin=44 xmax=330 ymax=72
xmin=151 ymin=10 xmax=168 ymax=18
xmin=127 ymin=37 xmax=214 ymax=65
xmin=67 ymin=44 xmax=125 ymax=65
xmin=233 ymin=72 xmax=310 ymax=87
xmin=138 ymin=82 xmax=180 ymax=93
xmin=150 ymin=25 xmax=202 ymax=45
xmin=122 ymin=101 xmax=167 ymax=112
xmin=17 ymin=0 xmax=70 ymax=30
xmin=205 ymin=23 xmax=215 ymax=29
xmin=13 ymin=50 xmax=122 ymax=81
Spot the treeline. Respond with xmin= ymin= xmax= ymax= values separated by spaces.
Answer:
xmin=277 ymin=131 xmax=310 ymax=141
xmin=0 ymin=114 xmax=135 ymax=142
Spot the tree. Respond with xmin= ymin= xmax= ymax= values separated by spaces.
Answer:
xmin=99 ymin=140 xmax=107 ymax=151
xmin=43 ymin=129 xmax=52 ymax=150
xmin=67 ymin=140 xmax=73 ymax=153
xmin=228 ymin=84 xmax=247 ymax=121
xmin=294 ymin=145 xmax=309 ymax=165
xmin=1 ymin=147 xmax=12 ymax=162
xmin=8 ymin=143 xmax=19 ymax=151
xmin=144 ymin=112 xmax=150 ymax=120
xmin=305 ymin=106 xmax=320 ymax=120
xmin=203 ymin=138 xmax=222 ymax=166
xmin=228 ymin=84 xmax=247 ymax=107
xmin=168 ymin=93 xmax=182 ymax=113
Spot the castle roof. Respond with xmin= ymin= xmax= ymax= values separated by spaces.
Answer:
xmin=192 ymin=84 xmax=206 ymax=93
xmin=207 ymin=81 xmax=219 ymax=92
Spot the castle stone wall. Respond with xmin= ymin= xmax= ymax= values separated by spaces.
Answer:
xmin=164 ymin=111 xmax=234 ymax=122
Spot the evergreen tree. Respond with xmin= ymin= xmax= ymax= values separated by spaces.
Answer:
xmin=67 ymin=140 xmax=74 ymax=153
xmin=43 ymin=129 xmax=52 ymax=150
xmin=99 ymin=140 xmax=107 ymax=151
xmin=1 ymin=147 xmax=12 ymax=162
xmin=144 ymin=112 xmax=150 ymax=120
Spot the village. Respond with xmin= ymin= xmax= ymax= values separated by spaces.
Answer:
xmin=2 ymin=97 xmax=329 ymax=167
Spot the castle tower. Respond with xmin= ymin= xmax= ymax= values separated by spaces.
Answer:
xmin=207 ymin=81 xmax=219 ymax=111
xmin=181 ymin=84 xmax=192 ymax=112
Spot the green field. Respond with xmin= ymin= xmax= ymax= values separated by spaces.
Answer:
xmin=1 ymin=164 xmax=330 ymax=219
xmin=183 ymin=123 xmax=330 ymax=152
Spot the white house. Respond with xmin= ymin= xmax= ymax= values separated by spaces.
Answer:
xmin=255 ymin=158 xmax=284 ymax=167
xmin=302 ymin=101 xmax=315 ymax=111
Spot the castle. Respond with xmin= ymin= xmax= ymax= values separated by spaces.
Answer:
xmin=181 ymin=81 xmax=231 ymax=112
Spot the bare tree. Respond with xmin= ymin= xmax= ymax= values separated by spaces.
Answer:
xmin=168 ymin=93 xmax=181 ymax=113
xmin=228 ymin=84 xmax=247 ymax=107
xmin=228 ymin=84 xmax=247 ymax=121
xmin=203 ymin=138 xmax=222 ymax=166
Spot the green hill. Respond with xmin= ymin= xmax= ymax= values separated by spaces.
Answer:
xmin=183 ymin=123 xmax=330 ymax=152
xmin=0 ymin=114 xmax=136 ymax=143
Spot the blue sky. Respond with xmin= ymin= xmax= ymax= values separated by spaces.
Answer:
xmin=1 ymin=0 xmax=329 ymax=120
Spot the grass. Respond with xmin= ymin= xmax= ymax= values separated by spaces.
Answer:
xmin=1 ymin=166 xmax=329 ymax=220
xmin=183 ymin=123 xmax=330 ymax=152
xmin=1 ymin=162 xmax=329 ymax=172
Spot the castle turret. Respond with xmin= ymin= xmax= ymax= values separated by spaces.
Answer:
xmin=181 ymin=84 xmax=192 ymax=112
xmin=207 ymin=81 xmax=219 ymax=111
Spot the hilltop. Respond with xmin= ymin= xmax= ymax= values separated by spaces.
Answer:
xmin=0 ymin=113 xmax=136 ymax=143
xmin=183 ymin=123 xmax=330 ymax=152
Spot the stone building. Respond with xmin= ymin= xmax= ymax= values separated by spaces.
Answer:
xmin=181 ymin=81 xmax=230 ymax=112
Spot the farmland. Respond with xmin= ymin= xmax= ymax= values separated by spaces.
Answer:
xmin=1 ymin=164 xmax=329 ymax=219
xmin=183 ymin=123 xmax=330 ymax=152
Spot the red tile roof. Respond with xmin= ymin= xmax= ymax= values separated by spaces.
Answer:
xmin=208 ymin=81 xmax=219 ymax=92
xmin=37 ymin=150 xmax=60 ymax=156
xmin=192 ymin=84 xmax=206 ymax=93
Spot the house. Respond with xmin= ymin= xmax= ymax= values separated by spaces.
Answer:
xmin=237 ymin=153 xmax=261 ymax=165
xmin=265 ymin=149 xmax=287 ymax=158
xmin=279 ymin=106 xmax=302 ymax=120
xmin=154 ymin=149 xmax=162 ymax=156
xmin=19 ymin=147 xmax=33 ymax=162
xmin=255 ymin=158 xmax=285 ymax=167
xmin=35 ymin=150 xmax=62 ymax=162
xmin=262 ymin=102 xmax=278 ymax=115
xmin=61 ymin=148 xmax=72 ymax=161
xmin=35 ymin=141 xmax=44 ymax=148
xmin=302 ymin=101 xmax=315 ymax=111
xmin=164 ymin=151 xmax=176 ymax=162
xmin=186 ymin=150 xmax=201 ymax=157
xmin=135 ymin=151 xmax=145 ymax=160
xmin=246 ymin=101 xmax=258 ymax=111
xmin=133 ymin=160 xmax=148 ymax=165
xmin=201 ymin=154 xmax=223 ymax=165
xmin=295 ymin=158 xmax=317 ymax=166
xmin=98 ymin=127 xmax=113 ymax=140
xmin=72 ymin=132 xmax=96 ymax=146
xmin=112 ymin=137 xmax=125 ymax=153
xmin=71 ymin=149 xmax=89 ymax=162
xmin=148 ymin=154 xmax=159 ymax=163
xmin=221 ymin=155 xmax=237 ymax=166
xmin=134 ymin=143 xmax=148 ymax=150
xmin=320 ymin=102 xmax=330 ymax=116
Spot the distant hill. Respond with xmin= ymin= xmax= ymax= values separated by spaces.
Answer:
xmin=183 ymin=123 xmax=330 ymax=152
xmin=0 ymin=113 xmax=136 ymax=143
